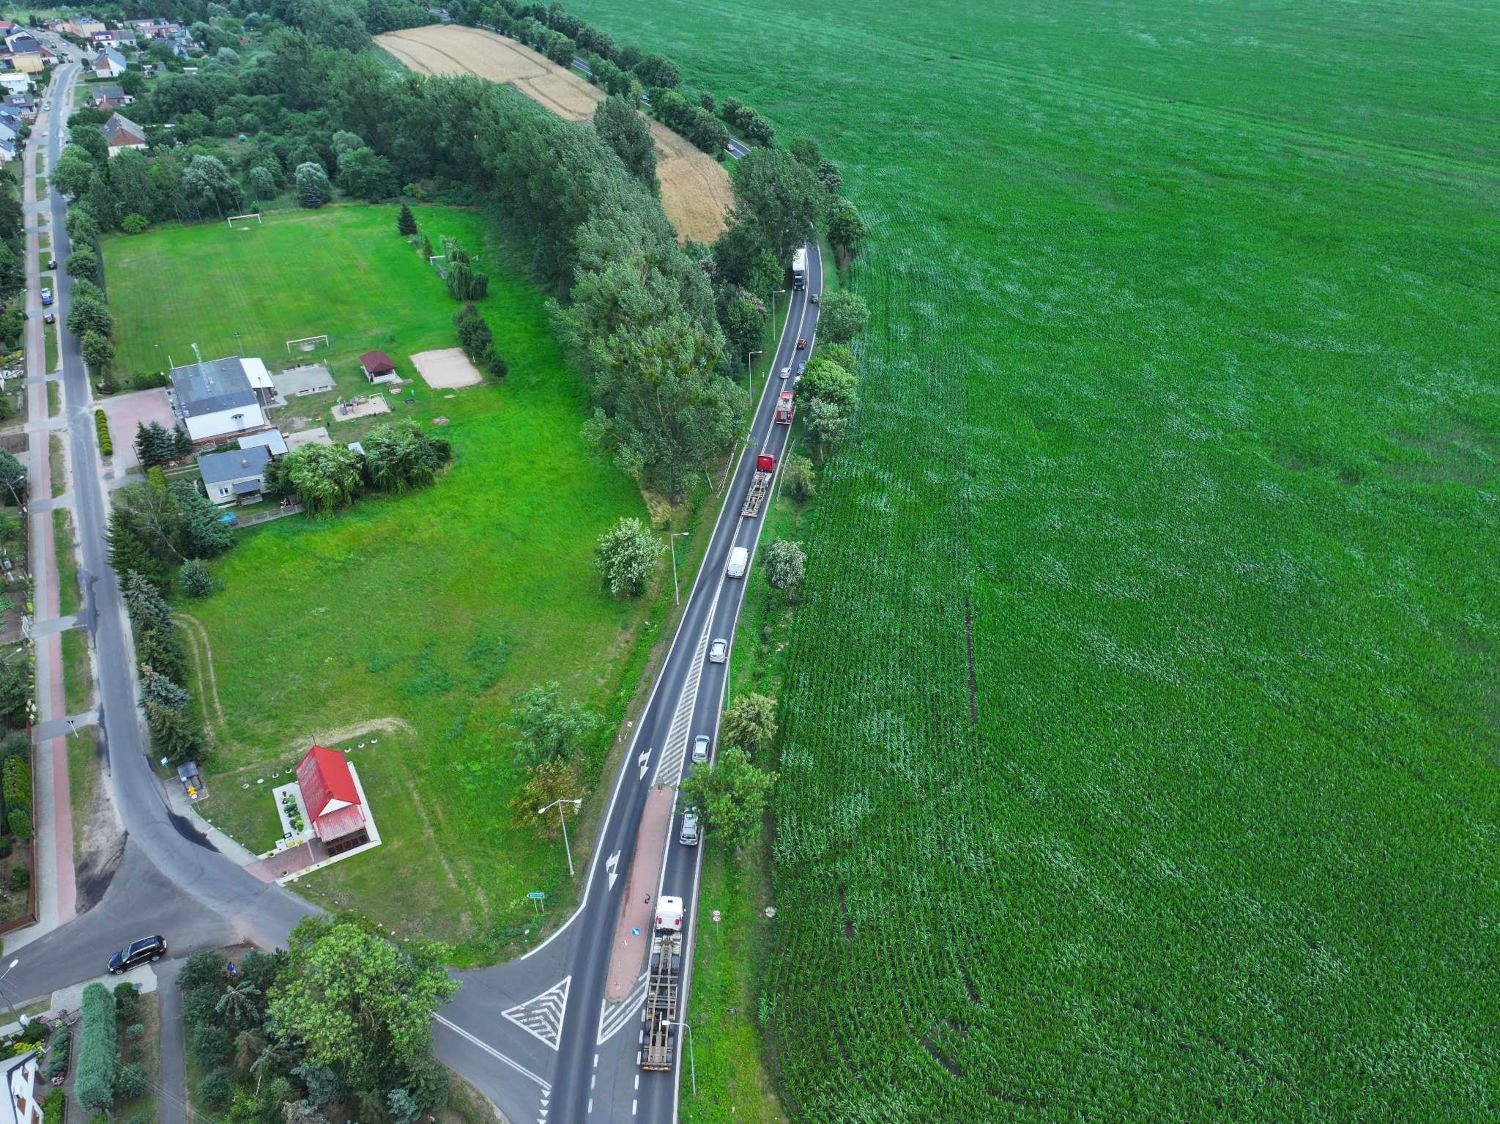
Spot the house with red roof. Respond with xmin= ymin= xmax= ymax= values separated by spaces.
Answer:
xmin=295 ymin=746 xmax=370 ymax=856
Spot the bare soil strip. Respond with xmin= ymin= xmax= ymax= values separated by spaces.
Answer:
xmin=376 ymin=25 xmax=732 ymax=244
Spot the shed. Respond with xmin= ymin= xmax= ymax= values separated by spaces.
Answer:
xmin=295 ymin=746 xmax=370 ymax=855
xmin=360 ymin=350 xmax=399 ymax=384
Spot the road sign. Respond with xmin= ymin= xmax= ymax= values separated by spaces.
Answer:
xmin=526 ymin=891 xmax=546 ymax=900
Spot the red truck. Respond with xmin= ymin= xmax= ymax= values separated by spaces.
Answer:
xmin=742 ymin=453 xmax=775 ymax=517
xmin=774 ymin=390 xmax=795 ymax=425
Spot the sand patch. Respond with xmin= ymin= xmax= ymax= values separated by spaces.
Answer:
xmin=376 ymin=25 xmax=731 ymax=243
xmin=410 ymin=348 xmax=482 ymax=389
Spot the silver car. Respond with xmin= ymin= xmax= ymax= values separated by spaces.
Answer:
xmin=692 ymin=735 xmax=710 ymax=764
xmin=679 ymin=812 xmax=700 ymax=846
xmin=708 ymin=638 xmax=728 ymax=664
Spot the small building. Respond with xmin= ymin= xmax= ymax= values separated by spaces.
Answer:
xmin=0 ymin=1050 xmax=40 ymax=1124
xmin=0 ymin=74 xmax=31 ymax=96
xmin=296 ymin=746 xmax=370 ymax=856
xmin=169 ymin=356 xmax=271 ymax=442
xmin=239 ymin=429 xmax=289 ymax=457
xmin=102 ymin=112 xmax=147 ymax=155
xmin=359 ymin=350 xmax=398 ymax=384
xmin=92 ymin=46 xmax=127 ymax=78
xmin=90 ymin=83 xmax=130 ymax=110
xmin=197 ymin=444 xmax=272 ymax=506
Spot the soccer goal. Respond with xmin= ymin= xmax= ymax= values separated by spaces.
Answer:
xmin=285 ymin=334 xmax=330 ymax=355
xmin=227 ymin=212 xmax=263 ymax=229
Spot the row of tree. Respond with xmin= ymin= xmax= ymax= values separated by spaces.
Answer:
xmin=259 ymin=420 xmax=452 ymax=518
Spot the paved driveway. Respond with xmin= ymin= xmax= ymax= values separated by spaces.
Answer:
xmin=98 ymin=388 xmax=174 ymax=473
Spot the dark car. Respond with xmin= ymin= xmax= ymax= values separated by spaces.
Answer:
xmin=108 ymin=935 xmax=167 ymax=974
xmin=43 ymin=313 xmax=55 ymax=324
xmin=811 ymin=293 xmax=820 ymax=305
xmin=796 ymin=337 xmax=807 ymax=350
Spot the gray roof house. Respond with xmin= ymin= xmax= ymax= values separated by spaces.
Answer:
xmin=102 ymin=112 xmax=147 ymax=153
xmin=198 ymin=445 xmax=273 ymax=506
xmin=169 ymin=356 xmax=273 ymax=441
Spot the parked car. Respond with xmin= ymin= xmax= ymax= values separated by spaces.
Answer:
xmin=40 ymin=287 xmax=53 ymax=306
xmin=796 ymin=337 xmax=807 ymax=350
xmin=41 ymin=101 xmax=50 ymax=111
xmin=708 ymin=638 xmax=728 ymax=664
xmin=679 ymin=812 xmax=700 ymax=847
xmin=43 ymin=313 xmax=54 ymax=324
xmin=108 ymin=935 xmax=167 ymax=974
xmin=692 ymin=735 xmax=710 ymax=764
xmin=45 ymin=258 xmax=56 ymax=271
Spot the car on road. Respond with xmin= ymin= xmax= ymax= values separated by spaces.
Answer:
xmin=108 ymin=934 xmax=167 ymax=974
xmin=43 ymin=313 xmax=55 ymax=324
xmin=708 ymin=638 xmax=728 ymax=664
xmin=41 ymin=101 xmax=50 ymax=111
xmin=796 ymin=337 xmax=807 ymax=350
xmin=811 ymin=293 xmax=820 ymax=304
xmin=679 ymin=812 xmax=700 ymax=847
xmin=41 ymin=287 xmax=53 ymax=306
xmin=797 ymin=361 xmax=807 ymax=376
xmin=692 ymin=735 xmax=710 ymax=764
xmin=779 ymin=365 xmax=790 ymax=380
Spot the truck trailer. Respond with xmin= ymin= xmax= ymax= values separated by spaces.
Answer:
xmin=641 ymin=896 xmax=684 ymax=1071
xmin=742 ymin=453 xmax=776 ymax=517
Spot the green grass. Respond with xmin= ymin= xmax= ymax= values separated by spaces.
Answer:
xmin=67 ymin=728 xmax=100 ymax=865
xmin=46 ymin=379 xmax=58 ymax=416
xmin=48 ymin=434 xmax=63 ymax=497
xmin=44 ymin=324 xmax=56 ymax=373
xmin=60 ymin=627 xmax=89 ymax=714
xmin=573 ymin=0 xmax=1499 ymax=1118
xmin=110 ymin=204 xmax=663 ymax=960
xmin=51 ymin=509 xmax=77 ymax=617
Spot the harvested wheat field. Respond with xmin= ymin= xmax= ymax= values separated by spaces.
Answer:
xmin=376 ymin=25 xmax=731 ymax=243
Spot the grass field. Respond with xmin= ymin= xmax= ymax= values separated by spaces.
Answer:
xmin=104 ymin=204 xmax=662 ymax=959
xmin=571 ymin=0 xmax=1500 ymax=1117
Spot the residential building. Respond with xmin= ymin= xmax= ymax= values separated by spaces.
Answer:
xmin=0 ymin=74 xmax=31 ymax=96
xmin=238 ymin=429 xmax=289 ymax=457
xmin=0 ymin=1050 xmax=40 ymax=1124
xmin=89 ymin=83 xmax=130 ymax=110
xmin=296 ymin=747 xmax=371 ymax=856
xmin=102 ymin=112 xmax=147 ymax=154
xmin=197 ymin=445 xmax=272 ymax=506
xmin=92 ymin=46 xmax=127 ymax=78
xmin=168 ymin=356 xmax=274 ymax=442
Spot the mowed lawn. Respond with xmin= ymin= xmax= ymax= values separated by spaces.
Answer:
xmin=105 ymin=205 xmax=654 ymax=958
xmin=103 ymin=204 xmax=497 ymax=379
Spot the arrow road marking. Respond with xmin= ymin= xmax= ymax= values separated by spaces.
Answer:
xmin=502 ymin=976 xmax=571 ymax=1051
xmin=638 ymin=750 xmax=651 ymax=780
xmin=606 ymin=850 xmax=621 ymax=890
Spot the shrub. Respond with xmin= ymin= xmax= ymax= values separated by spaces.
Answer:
xmin=20 ymin=1020 xmax=46 ymax=1044
xmin=0 ymin=839 xmax=11 ymax=859
xmin=125 ymin=1023 xmax=144 ymax=1040
xmin=177 ymin=950 xmax=227 ymax=993
xmin=1 ymin=755 xmax=29 ymax=812
xmin=120 ymin=213 xmax=148 ymax=234
xmin=8 ymin=867 xmax=27 ymax=890
xmin=75 ymin=983 xmax=118 ymax=1112
xmin=0 ymin=733 xmax=27 ymax=761
xmin=94 ymin=409 xmax=112 ymax=456
xmin=179 ymin=559 xmax=214 ymax=599
xmin=199 ymin=1068 xmax=233 ymax=1109
xmin=114 ymin=1062 xmax=146 ymax=1100
xmin=191 ymin=1024 xmax=232 ymax=1068
xmin=114 ymin=981 xmax=140 ymax=1021
xmin=8 ymin=809 xmax=30 ymax=839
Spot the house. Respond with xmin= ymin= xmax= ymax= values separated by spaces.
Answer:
xmin=0 ymin=1050 xmax=41 ymax=1124
xmin=89 ymin=83 xmax=130 ymax=110
xmin=6 ymin=48 xmax=43 ymax=74
xmin=296 ymin=746 xmax=371 ymax=856
xmin=101 ymin=112 xmax=147 ymax=154
xmin=92 ymin=46 xmax=127 ymax=78
xmin=0 ymin=74 xmax=31 ymax=96
xmin=197 ymin=445 xmax=272 ymax=506
xmin=66 ymin=17 xmax=108 ymax=38
xmin=3 ymin=95 xmax=36 ymax=117
xmin=168 ymin=356 xmax=273 ymax=442
xmin=4 ymin=33 xmax=39 ymax=55
xmin=0 ymin=122 xmax=19 ymax=163
xmin=359 ymin=350 xmax=399 ymax=384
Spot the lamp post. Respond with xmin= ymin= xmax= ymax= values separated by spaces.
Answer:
xmin=536 ymin=798 xmax=582 ymax=878
xmin=745 ymin=349 xmax=761 ymax=398
xmin=668 ymin=531 xmax=690 ymax=606
xmin=669 ymin=1021 xmax=697 ymax=1095
xmin=0 ymin=959 xmax=22 ymax=1027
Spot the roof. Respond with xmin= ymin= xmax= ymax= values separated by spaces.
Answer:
xmin=360 ymin=350 xmax=396 ymax=374
xmin=197 ymin=444 xmax=271 ymax=485
xmin=170 ymin=357 xmax=257 ymax=416
xmin=232 ymin=478 xmax=262 ymax=495
xmin=91 ymin=83 xmax=125 ymax=102
xmin=96 ymin=46 xmax=127 ymax=67
xmin=296 ymin=746 xmax=366 ymax=841
xmin=239 ymin=429 xmax=288 ymax=456
xmin=102 ymin=112 xmax=145 ymax=147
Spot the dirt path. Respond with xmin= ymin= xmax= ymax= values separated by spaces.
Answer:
xmin=376 ymin=25 xmax=732 ymax=243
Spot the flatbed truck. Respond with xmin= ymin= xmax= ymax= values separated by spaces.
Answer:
xmin=741 ymin=453 xmax=775 ymax=517
xmin=641 ymin=896 xmax=684 ymax=1071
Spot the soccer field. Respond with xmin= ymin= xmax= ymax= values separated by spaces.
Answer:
xmin=570 ymin=0 xmax=1499 ymax=1119
xmin=102 ymin=204 xmax=491 ymax=378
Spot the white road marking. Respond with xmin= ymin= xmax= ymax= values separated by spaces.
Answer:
xmin=502 ymin=977 xmax=571 ymax=1050
xmin=606 ymin=849 xmax=621 ymax=890
xmin=435 ymin=1014 xmax=551 ymax=1091
xmin=653 ymin=600 xmax=721 ymax=786
xmin=597 ymin=971 xmax=649 ymax=1045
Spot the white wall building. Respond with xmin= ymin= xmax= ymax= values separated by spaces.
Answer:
xmin=1 ymin=1050 xmax=40 ymax=1124
xmin=169 ymin=356 xmax=274 ymax=442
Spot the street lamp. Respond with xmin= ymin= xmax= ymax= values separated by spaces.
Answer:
xmin=667 ymin=531 xmax=690 ymax=606
xmin=0 ymin=958 xmax=22 ymax=1027
xmin=745 ymin=349 xmax=762 ymax=398
xmin=669 ymin=1021 xmax=697 ymax=1096
xmin=536 ymin=798 xmax=582 ymax=879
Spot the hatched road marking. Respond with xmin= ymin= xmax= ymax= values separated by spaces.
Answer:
xmin=503 ymin=976 xmax=571 ymax=1050
xmin=596 ymin=971 xmax=648 ymax=1045
xmin=653 ymin=594 xmax=720 ymax=786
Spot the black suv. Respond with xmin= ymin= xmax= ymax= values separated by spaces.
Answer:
xmin=107 ymin=935 xmax=167 ymax=974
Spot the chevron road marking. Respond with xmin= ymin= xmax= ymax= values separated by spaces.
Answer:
xmin=597 ymin=971 xmax=649 ymax=1045
xmin=502 ymin=977 xmax=571 ymax=1050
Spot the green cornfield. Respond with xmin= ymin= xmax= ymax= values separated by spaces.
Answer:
xmin=572 ymin=0 xmax=1498 ymax=1117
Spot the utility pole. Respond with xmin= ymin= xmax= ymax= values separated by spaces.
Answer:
xmin=668 ymin=531 xmax=690 ymax=606
xmin=536 ymin=798 xmax=582 ymax=878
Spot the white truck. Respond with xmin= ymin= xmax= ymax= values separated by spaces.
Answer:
xmin=641 ymin=895 xmax=684 ymax=1071
xmin=791 ymin=246 xmax=807 ymax=291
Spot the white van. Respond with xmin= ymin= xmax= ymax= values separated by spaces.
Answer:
xmin=726 ymin=546 xmax=748 ymax=578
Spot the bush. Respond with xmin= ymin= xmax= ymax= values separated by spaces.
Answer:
xmin=1 ymin=755 xmax=29 ymax=813
xmin=178 ymin=559 xmax=215 ymax=599
xmin=177 ymin=950 xmax=227 ymax=993
xmin=75 ymin=983 xmax=118 ymax=1112
xmin=120 ymin=213 xmax=148 ymax=234
xmin=199 ymin=1068 xmax=233 ymax=1110
xmin=8 ymin=867 xmax=27 ymax=890
xmin=94 ymin=409 xmax=112 ymax=456
xmin=8 ymin=809 xmax=30 ymax=839
xmin=0 ymin=733 xmax=28 ymax=761
xmin=114 ymin=1062 xmax=146 ymax=1100
xmin=20 ymin=1020 xmax=47 ymax=1044
xmin=191 ymin=1023 xmax=232 ymax=1068
xmin=125 ymin=1023 xmax=144 ymax=1040
xmin=114 ymin=981 xmax=140 ymax=1021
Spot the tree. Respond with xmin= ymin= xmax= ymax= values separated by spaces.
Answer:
xmin=284 ymin=443 xmax=362 ymax=517
xmin=732 ymin=149 xmax=826 ymax=262
xmin=0 ymin=448 xmax=26 ymax=504
xmin=721 ymin=692 xmax=777 ymax=757
xmin=66 ymin=296 xmax=113 ymax=339
xmin=788 ymin=137 xmax=822 ymax=167
xmin=509 ymin=682 xmax=599 ymax=769
xmin=828 ymin=199 xmax=865 ymax=266
xmin=53 ymin=146 xmax=96 ymax=198
xmin=816 ymin=158 xmax=843 ymax=195
xmin=678 ymin=747 xmax=776 ymax=854
xmin=362 ymin=420 xmax=438 ymax=493
xmin=633 ymin=54 xmax=680 ymax=89
xmin=593 ymin=96 xmax=657 ymax=194
xmin=249 ymin=165 xmax=278 ymax=201
xmin=331 ymin=130 xmax=365 ymax=163
xmin=594 ymin=516 xmax=661 ymax=598
xmin=295 ymin=162 xmax=331 ymax=209
xmin=215 ymin=981 xmax=265 ymax=1032
xmin=510 ymin=759 xmax=582 ymax=830
xmin=762 ymin=538 xmax=806 ymax=592
xmin=180 ymin=154 xmax=242 ymax=218
xmin=114 ymin=1063 xmax=147 ymax=1100
xmin=337 ymin=147 xmax=394 ymax=201
xmin=805 ymin=397 xmax=849 ymax=458
xmin=782 ymin=453 xmax=816 ymax=503
xmin=387 ymin=1089 xmax=420 ymax=1124
xmin=180 ymin=558 xmax=215 ymax=599
xmin=800 ymin=357 xmax=859 ymax=414
xmin=82 ymin=331 xmax=114 ymax=378
xmin=134 ymin=421 xmax=174 ymax=468
xmin=66 ymin=247 xmax=98 ymax=281
xmin=397 ymin=203 xmax=417 ymax=236
xmin=140 ymin=668 xmax=190 ymax=711
xmin=817 ymin=289 xmax=869 ymax=343
xmin=267 ymin=916 xmax=457 ymax=1095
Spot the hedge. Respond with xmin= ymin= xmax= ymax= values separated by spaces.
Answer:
xmin=1 ymin=755 xmax=29 ymax=814
xmin=94 ymin=409 xmax=112 ymax=456
xmin=42 ymin=1025 xmax=70 ymax=1081
xmin=75 ymin=982 xmax=118 ymax=1112
xmin=7 ymin=809 xmax=30 ymax=839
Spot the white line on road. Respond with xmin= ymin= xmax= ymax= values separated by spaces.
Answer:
xmin=435 ymin=1014 xmax=551 ymax=1092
